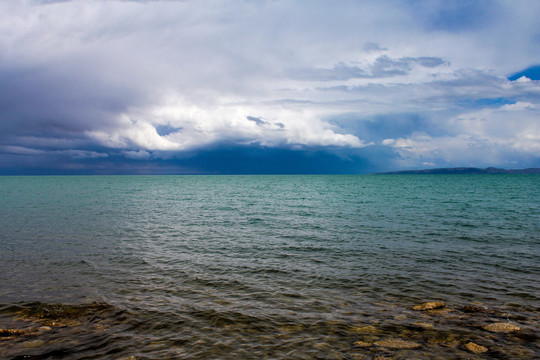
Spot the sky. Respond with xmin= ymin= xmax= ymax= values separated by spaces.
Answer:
xmin=1 ymin=0 xmax=539 ymax=174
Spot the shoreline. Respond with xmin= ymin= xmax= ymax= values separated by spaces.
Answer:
xmin=1 ymin=298 xmax=538 ymax=359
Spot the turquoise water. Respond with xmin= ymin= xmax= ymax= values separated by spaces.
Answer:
xmin=0 ymin=175 xmax=539 ymax=359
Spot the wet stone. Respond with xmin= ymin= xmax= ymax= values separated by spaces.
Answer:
xmin=483 ymin=322 xmax=520 ymax=333
xmin=350 ymin=325 xmax=378 ymax=333
xmin=0 ymin=328 xmax=27 ymax=337
xmin=374 ymin=338 xmax=421 ymax=349
xmin=413 ymin=301 xmax=445 ymax=311
xmin=42 ymin=319 xmax=81 ymax=327
xmin=426 ymin=307 xmax=454 ymax=316
xmin=22 ymin=340 xmax=46 ymax=348
xmin=464 ymin=342 xmax=488 ymax=354
xmin=372 ymin=350 xmax=395 ymax=360
xmin=28 ymin=302 xmax=109 ymax=319
xmin=411 ymin=321 xmax=434 ymax=330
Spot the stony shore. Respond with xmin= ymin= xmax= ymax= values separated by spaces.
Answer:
xmin=0 ymin=300 xmax=538 ymax=359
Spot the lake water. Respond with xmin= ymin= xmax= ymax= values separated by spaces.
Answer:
xmin=0 ymin=175 xmax=539 ymax=359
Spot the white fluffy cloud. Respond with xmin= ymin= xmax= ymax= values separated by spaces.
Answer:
xmin=384 ymin=101 xmax=540 ymax=167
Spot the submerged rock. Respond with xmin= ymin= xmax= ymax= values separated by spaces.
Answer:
xmin=464 ymin=342 xmax=488 ymax=354
xmin=412 ymin=301 xmax=445 ymax=311
xmin=350 ymin=325 xmax=378 ymax=333
xmin=483 ymin=322 xmax=520 ymax=333
xmin=22 ymin=339 xmax=46 ymax=348
xmin=374 ymin=338 xmax=421 ymax=349
xmin=371 ymin=350 xmax=395 ymax=360
xmin=0 ymin=328 xmax=27 ymax=337
xmin=19 ymin=302 xmax=111 ymax=325
xmin=411 ymin=321 xmax=434 ymax=330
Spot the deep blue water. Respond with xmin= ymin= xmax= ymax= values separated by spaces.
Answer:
xmin=0 ymin=175 xmax=538 ymax=359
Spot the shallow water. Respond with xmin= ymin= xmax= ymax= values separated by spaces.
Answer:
xmin=0 ymin=175 xmax=539 ymax=359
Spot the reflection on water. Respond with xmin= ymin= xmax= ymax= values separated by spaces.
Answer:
xmin=0 ymin=175 xmax=539 ymax=358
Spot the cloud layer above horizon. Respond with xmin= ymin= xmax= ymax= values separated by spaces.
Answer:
xmin=1 ymin=0 xmax=539 ymax=174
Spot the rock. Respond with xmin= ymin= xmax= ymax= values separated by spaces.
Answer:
xmin=464 ymin=342 xmax=488 ymax=354
xmin=372 ymin=350 xmax=395 ymax=360
xmin=411 ymin=322 xmax=434 ymax=330
xmin=0 ymin=328 xmax=27 ymax=337
xmin=374 ymin=338 xmax=421 ymax=349
xmin=412 ymin=301 xmax=445 ymax=311
xmin=350 ymin=325 xmax=378 ymax=333
xmin=38 ymin=326 xmax=52 ymax=332
xmin=427 ymin=307 xmax=454 ymax=316
xmin=483 ymin=322 xmax=520 ymax=333
xmin=22 ymin=340 xmax=46 ymax=348
xmin=353 ymin=340 xmax=372 ymax=347
xmin=42 ymin=319 xmax=81 ymax=327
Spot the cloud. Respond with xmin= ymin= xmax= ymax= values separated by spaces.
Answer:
xmin=382 ymin=101 xmax=540 ymax=168
xmin=288 ymin=55 xmax=449 ymax=81
xmin=0 ymin=0 xmax=539 ymax=173
xmin=246 ymin=116 xmax=269 ymax=126
xmin=122 ymin=150 xmax=151 ymax=160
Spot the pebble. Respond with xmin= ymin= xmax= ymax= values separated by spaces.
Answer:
xmin=372 ymin=351 xmax=395 ymax=360
xmin=22 ymin=340 xmax=46 ymax=348
xmin=464 ymin=342 xmax=488 ymax=354
xmin=350 ymin=325 xmax=378 ymax=333
xmin=411 ymin=321 xmax=434 ymax=329
xmin=374 ymin=338 xmax=421 ymax=349
xmin=413 ymin=301 xmax=445 ymax=311
xmin=483 ymin=322 xmax=520 ymax=333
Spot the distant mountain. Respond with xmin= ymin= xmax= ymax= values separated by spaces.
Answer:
xmin=378 ymin=167 xmax=540 ymax=175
